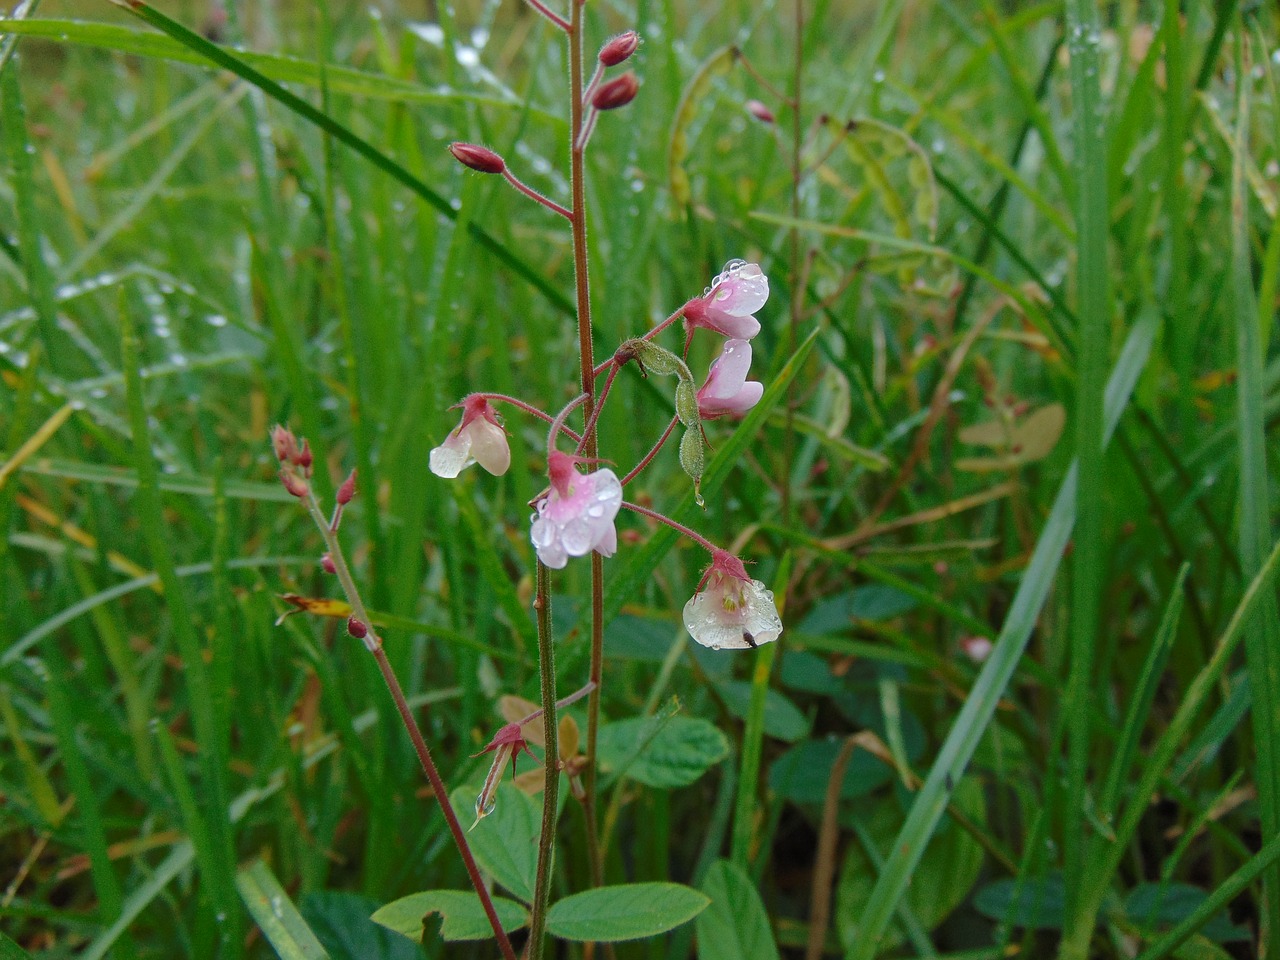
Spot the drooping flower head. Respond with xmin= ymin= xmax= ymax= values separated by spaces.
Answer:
xmin=682 ymin=260 xmax=770 ymax=342
xmin=683 ymin=549 xmax=782 ymax=650
xmin=530 ymin=452 xmax=622 ymax=569
xmin=697 ymin=339 xmax=763 ymax=420
xmin=471 ymin=721 xmax=537 ymax=823
xmin=429 ymin=396 xmax=511 ymax=479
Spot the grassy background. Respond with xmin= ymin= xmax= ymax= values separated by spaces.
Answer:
xmin=2 ymin=0 xmax=1279 ymax=956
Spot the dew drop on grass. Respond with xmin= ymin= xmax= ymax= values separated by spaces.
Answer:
xmin=206 ymin=314 xmax=227 ymax=328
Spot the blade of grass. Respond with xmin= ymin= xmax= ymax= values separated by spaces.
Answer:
xmin=235 ymin=860 xmax=330 ymax=960
xmin=1061 ymin=0 xmax=1109 ymax=936
xmin=1064 ymin=534 xmax=1280 ymax=953
xmin=1229 ymin=30 xmax=1280 ymax=951
xmin=106 ymin=0 xmax=574 ymax=318
xmin=119 ymin=298 xmax=239 ymax=951
xmin=1 ymin=59 xmax=62 ymax=373
xmin=0 ymin=18 xmax=544 ymax=115
xmin=729 ymin=551 xmax=791 ymax=869
xmin=846 ymin=307 xmax=1155 ymax=960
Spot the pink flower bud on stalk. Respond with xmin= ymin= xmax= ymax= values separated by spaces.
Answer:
xmin=296 ymin=440 xmax=313 ymax=477
xmin=448 ymin=142 xmax=506 ymax=174
xmin=598 ymin=30 xmax=639 ymax=66
xmin=683 ymin=550 xmax=782 ymax=650
xmin=745 ymin=99 xmax=775 ymax=123
xmin=336 ymin=469 xmax=357 ymax=505
xmin=270 ymin=423 xmax=299 ymax=463
xmin=697 ymin=339 xmax=763 ymax=419
xmin=591 ymin=71 xmax=639 ymax=110
xmin=683 ymin=260 xmax=770 ymax=342
xmin=347 ymin=616 xmax=368 ymax=639
xmin=430 ymin=396 xmax=511 ymax=478
xmin=321 ymin=553 xmax=337 ymax=574
xmin=530 ymin=452 xmax=622 ymax=569
xmin=279 ymin=469 xmax=309 ymax=499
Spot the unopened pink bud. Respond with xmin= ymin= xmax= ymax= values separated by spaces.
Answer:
xmin=745 ymin=99 xmax=775 ymax=124
xmin=296 ymin=439 xmax=313 ymax=476
xmin=591 ymin=72 xmax=639 ymax=111
xmin=321 ymin=553 xmax=337 ymax=574
xmin=270 ymin=424 xmax=298 ymax=463
xmin=599 ymin=31 xmax=639 ymax=67
xmin=337 ymin=469 xmax=357 ymax=505
xmin=280 ymin=470 xmax=309 ymax=498
xmin=347 ymin=616 xmax=368 ymax=639
xmin=448 ymin=142 xmax=506 ymax=174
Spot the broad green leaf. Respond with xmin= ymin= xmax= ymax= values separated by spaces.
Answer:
xmin=715 ymin=681 xmax=809 ymax=743
xmin=448 ymin=783 xmax=539 ymax=903
xmin=596 ymin=715 xmax=729 ymax=788
xmin=299 ymin=892 xmax=422 ymax=959
xmin=798 ymin=586 xmax=917 ymax=634
xmin=696 ymin=860 xmax=779 ymax=960
xmin=236 ymin=860 xmax=330 ymax=960
xmin=545 ymin=884 xmax=709 ymax=942
xmin=973 ymin=873 xmax=1067 ymax=930
xmin=769 ymin=739 xmax=891 ymax=804
xmin=371 ymin=890 xmax=529 ymax=943
xmin=1124 ymin=884 xmax=1249 ymax=944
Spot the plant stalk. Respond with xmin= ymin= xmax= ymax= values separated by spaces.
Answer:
xmin=528 ymin=560 xmax=560 ymax=959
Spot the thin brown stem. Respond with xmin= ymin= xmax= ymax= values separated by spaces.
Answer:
xmin=503 ymin=169 xmax=573 ymax=220
xmin=301 ymin=493 xmax=517 ymax=960
xmin=523 ymin=0 xmax=570 ymax=32
xmin=471 ymin=392 xmax=583 ymax=442
xmin=576 ymin=365 xmax=618 ymax=455
xmin=806 ymin=736 xmax=859 ymax=960
xmin=528 ymin=560 xmax=560 ymax=960
xmin=621 ymin=499 xmax=718 ymax=553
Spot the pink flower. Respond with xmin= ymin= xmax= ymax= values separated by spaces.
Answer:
xmin=682 ymin=260 xmax=770 ymax=340
xmin=472 ymin=721 xmax=537 ymax=821
xmin=960 ymin=635 xmax=993 ymax=663
xmin=530 ymin=452 xmax=622 ymax=569
xmin=697 ymin=339 xmax=763 ymax=419
xmin=683 ymin=550 xmax=782 ymax=650
xmin=429 ymin=396 xmax=511 ymax=478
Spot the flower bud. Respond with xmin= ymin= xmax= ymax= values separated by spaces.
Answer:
xmin=296 ymin=439 xmax=313 ymax=476
xmin=448 ymin=142 xmax=506 ymax=174
xmin=321 ymin=553 xmax=337 ymax=574
xmin=337 ymin=469 xmax=357 ymax=505
xmin=674 ymin=379 xmax=700 ymax=428
xmin=347 ymin=616 xmax=368 ymax=639
xmin=270 ymin=424 xmax=297 ymax=463
xmin=745 ymin=99 xmax=775 ymax=124
xmin=591 ymin=71 xmax=639 ymax=111
xmin=598 ymin=31 xmax=639 ymax=67
xmin=279 ymin=470 xmax=309 ymax=499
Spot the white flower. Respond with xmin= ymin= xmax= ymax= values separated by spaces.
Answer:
xmin=682 ymin=260 xmax=770 ymax=340
xmin=683 ymin=550 xmax=782 ymax=650
xmin=529 ymin=452 xmax=622 ymax=569
xmin=429 ymin=397 xmax=511 ymax=478
xmin=697 ymin=339 xmax=763 ymax=419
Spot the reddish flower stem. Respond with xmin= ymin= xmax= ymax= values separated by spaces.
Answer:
xmin=548 ymin=392 xmax=588 ymax=457
xmin=589 ymin=304 xmax=690 ymax=378
xmin=471 ymin=392 xmax=583 ymax=442
xmin=576 ymin=365 xmax=619 ymax=455
xmin=620 ymin=415 xmax=678 ymax=487
xmin=522 ymin=0 xmax=570 ymax=32
xmin=503 ymin=169 xmax=572 ymax=220
xmin=621 ymin=498 xmax=719 ymax=553
xmin=300 ymin=492 xmax=517 ymax=960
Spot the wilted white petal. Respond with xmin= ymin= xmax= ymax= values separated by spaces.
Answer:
xmin=683 ymin=573 xmax=782 ymax=651
xmin=466 ymin=419 xmax=511 ymax=475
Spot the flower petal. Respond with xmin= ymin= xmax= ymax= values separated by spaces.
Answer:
xmin=466 ymin=419 xmax=511 ymax=476
xmin=428 ymin=431 xmax=474 ymax=478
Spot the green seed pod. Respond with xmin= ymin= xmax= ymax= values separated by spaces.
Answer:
xmin=675 ymin=379 xmax=700 ymax=427
xmin=679 ymin=427 xmax=704 ymax=484
xmin=636 ymin=340 xmax=683 ymax=377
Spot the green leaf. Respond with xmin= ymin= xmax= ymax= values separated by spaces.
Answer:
xmin=696 ymin=860 xmax=780 ymax=960
xmin=596 ymin=715 xmax=729 ymax=788
xmin=768 ymin=738 xmax=892 ymax=804
xmin=1124 ymin=885 xmax=1249 ymax=944
xmin=973 ymin=874 xmax=1067 ymax=930
xmin=371 ymin=890 xmax=529 ymax=943
xmin=236 ymin=860 xmax=330 ymax=960
xmin=448 ymin=783 xmax=539 ymax=903
xmin=545 ymin=883 xmax=709 ymax=942
xmin=299 ymin=892 xmax=423 ymax=959
xmin=715 ymin=681 xmax=809 ymax=743
xmin=0 ymin=932 xmax=35 ymax=960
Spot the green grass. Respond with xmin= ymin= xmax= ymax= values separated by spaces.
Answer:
xmin=1 ymin=0 xmax=1278 ymax=957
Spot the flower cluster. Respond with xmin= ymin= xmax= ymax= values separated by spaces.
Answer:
xmin=428 ymin=259 xmax=781 ymax=651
